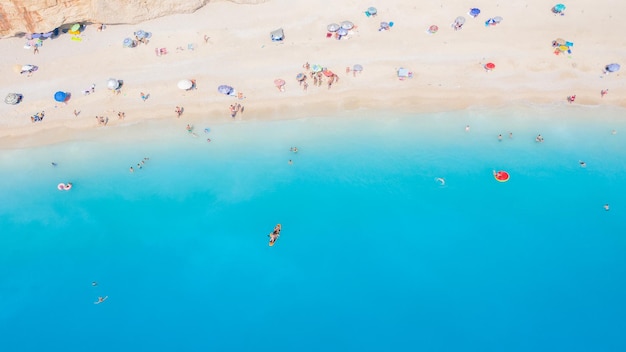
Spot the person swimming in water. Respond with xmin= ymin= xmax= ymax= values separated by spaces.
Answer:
xmin=435 ymin=177 xmax=445 ymax=186
xmin=579 ymin=160 xmax=587 ymax=168
xmin=94 ymin=296 xmax=108 ymax=304
xmin=269 ymin=224 xmax=281 ymax=243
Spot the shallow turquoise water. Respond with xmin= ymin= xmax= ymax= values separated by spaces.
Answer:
xmin=1 ymin=106 xmax=625 ymax=351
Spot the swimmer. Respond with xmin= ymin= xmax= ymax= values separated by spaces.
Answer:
xmin=535 ymin=134 xmax=544 ymax=143
xmin=509 ymin=132 xmax=513 ymax=139
xmin=465 ymin=125 xmax=470 ymax=132
xmin=604 ymin=204 xmax=610 ymax=211
xmin=207 ymin=138 xmax=211 ymax=143
xmin=91 ymin=281 xmax=98 ymax=286
xmin=579 ymin=160 xmax=587 ymax=168
xmin=94 ymin=296 xmax=108 ymax=305
xmin=290 ymin=147 xmax=299 ymax=153
xmin=498 ymin=134 xmax=502 ymax=141
xmin=51 ymin=162 xmax=58 ymax=167
xmin=435 ymin=177 xmax=445 ymax=186
xmin=130 ymin=166 xmax=134 ymax=173
xmin=611 ymin=130 xmax=617 ymax=135
xmin=288 ymin=159 xmax=293 ymax=165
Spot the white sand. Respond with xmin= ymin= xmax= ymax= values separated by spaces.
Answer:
xmin=0 ymin=0 xmax=624 ymax=148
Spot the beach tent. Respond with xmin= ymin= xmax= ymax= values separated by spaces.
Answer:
xmin=605 ymin=63 xmax=620 ymax=73
xmin=178 ymin=79 xmax=194 ymax=90
xmin=5 ymin=93 xmax=23 ymax=105
xmin=469 ymin=8 xmax=481 ymax=17
xmin=341 ymin=21 xmax=354 ymax=30
xmin=327 ymin=23 xmax=340 ymax=32
xmin=54 ymin=91 xmax=68 ymax=102
xmin=397 ymin=68 xmax=409 ymax=78
xmin=107 ymin=79 xmax=120 ymax=90
xmin=218 ymin=85 xmax=234 ymax=95
xmin=270 ymin=28 xmax=284 ymax=41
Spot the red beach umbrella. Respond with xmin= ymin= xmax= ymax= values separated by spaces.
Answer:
xmin=485 ymin=62 xmax=496 ymax=70
xmin=323 ymin=70 xmax=334 ymax=77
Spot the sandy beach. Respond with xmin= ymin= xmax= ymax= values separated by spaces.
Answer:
xmin=0 ymin=0 xmax=624 ymax=148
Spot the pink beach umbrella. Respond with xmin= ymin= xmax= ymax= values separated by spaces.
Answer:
xmin=274 ymin=79 xmax=286 ymax=87
xmin=428 ymin=25 xmax=439 ymax=34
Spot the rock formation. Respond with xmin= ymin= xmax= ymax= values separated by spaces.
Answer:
xmin=0 ymin=0 xmax=266 ymax=38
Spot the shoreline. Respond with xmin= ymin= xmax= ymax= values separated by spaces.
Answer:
xmin=1 ymin=0 xmax=624 ymax=149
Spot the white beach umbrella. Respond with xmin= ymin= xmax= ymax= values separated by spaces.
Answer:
xmin=178 ymin=79 xmax=193 ymax=90
xmin=341 ymin=21 xmax=354 ymax=30
xmin=107 ymin=78 xmax=119 ymax=90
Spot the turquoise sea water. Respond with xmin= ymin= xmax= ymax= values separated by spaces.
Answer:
xmin=1 ymin=106 xmax=625 ymax=352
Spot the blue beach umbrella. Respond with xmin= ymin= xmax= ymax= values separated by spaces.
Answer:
xmin=217 ymin=85 xmax=234 ymax=95
xmin=554 ymin=4 xmax=566 ymax=12
xmin=469 ymin=8 xmax=481 ymax=17
xmin=134 ymin=30 xmax=146 ymax=38
xmin=327 ymin=23 xmax=340 ymax=32
xmin=337 ymin=28 xmax=348 ymax=36
xmin=54 ymin=91 xmax=67 ymax=102
xmin=367 ymin=7 xmax=377 ymax=15
xmin=605 ymin=63 xmax=620 ymax=73
xmin=123 ymin=38 xmax=134 ymax=47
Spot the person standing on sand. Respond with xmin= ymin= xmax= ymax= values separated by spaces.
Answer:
xmin=601 ymin=89 xmax=608 ymax=98
xmin=33 ymin=46 xmax=39 ymax=55
xmin=73 ymin=109 xmax=80 ymax=117
xmin=140 ymin=92 xmax=148 ymax=102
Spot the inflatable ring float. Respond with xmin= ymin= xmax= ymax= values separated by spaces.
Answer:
xmin=57 ymin=182 xmax=72 ymax=191
xmin=493 ymin=170 xmax=510 ymax=182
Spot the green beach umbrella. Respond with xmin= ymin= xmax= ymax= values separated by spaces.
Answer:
xmin=71 ymin=23 xmax=81 ymax=32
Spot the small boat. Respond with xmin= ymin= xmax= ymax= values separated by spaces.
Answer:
xmin=268 ymin=224 xmax=281 ymax=246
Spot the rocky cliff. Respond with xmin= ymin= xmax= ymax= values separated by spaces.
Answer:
xmin=0 ymin=0 xmax=266 ymax=38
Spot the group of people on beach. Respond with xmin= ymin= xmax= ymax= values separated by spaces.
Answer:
xmin=299 ymin=62 xmax=340 ymax=90
xmin=95 ymin=115 xmax=108 ymax=126
xmin=229 ymin=103 xmax=243 ymax=118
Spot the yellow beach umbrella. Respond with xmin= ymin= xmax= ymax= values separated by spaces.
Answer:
xmin=558 ymin=45 xmax=569 ymax=51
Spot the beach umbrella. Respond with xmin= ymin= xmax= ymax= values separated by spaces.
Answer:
xmin=42 ymin=31 xmax=54 ymax=38
xmin=123 ymin=38 xmax=134 ymax=48
xmin=274 ymin=79 xmax=286 ymax=87
xmin=218 ymin=85 xmax=234 ymax=95
xmin=485 ymin=62 xmax=496 ymax=70
xmin=107 ymin=79 xmax=120 ymax=90
xmin=311 ymin=64 xmax=323 ymax=73
xmin=605 ymin=63 xmax=620 ymax=72
xmin=455 ymin=16 xmax=466 ymax=25
xmin=5 ymin=93 xmax=22 ymax=105
xmin=337 ymin=28 xmax=349 ymax=36
xmin=554 ymin=4 xmax=566 ymax=12
xmin=135 ymin=30 xmax=145 ymax=38
xmin=554 ymin=38 xmax=566 ymax=46
xmin=21 ymin=64 xmax=35 ymax=72
xmin=178 ymin=79 xmax=193 ymax=90
xmin=367 ymin=7 xmax=377 ymax=15
xmin=54 ymin=91 xmax=67 ymax=102
xmin=380 ymin=22 xmax=390 ymax=29
xmin=71 ymin=23 xmax=81 ymax=32
xmin=327 ymin=23 xmax=340 ymax=32
xmin=353 ymin=64 xmax=363 ymax=72
xmin=428 ymin=25 xmax=439 ymax=33
xmin=31 ymin=33 xmax=42 ymax=39
xmin=323 ymin=70 xmax=334 ymax=77
xmin=341 ymin=21 xmax=354 ymax=30
xmin=469 ymin=8 xmax=481 ymax=17
xmin=296 ymin=73 xmax=306 ymax=81
xmin=493 ymin=16 xmax=503 ymax=23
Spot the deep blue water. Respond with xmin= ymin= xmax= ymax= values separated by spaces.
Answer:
xmin=1 ymin=106 xmax=625 ymax=352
